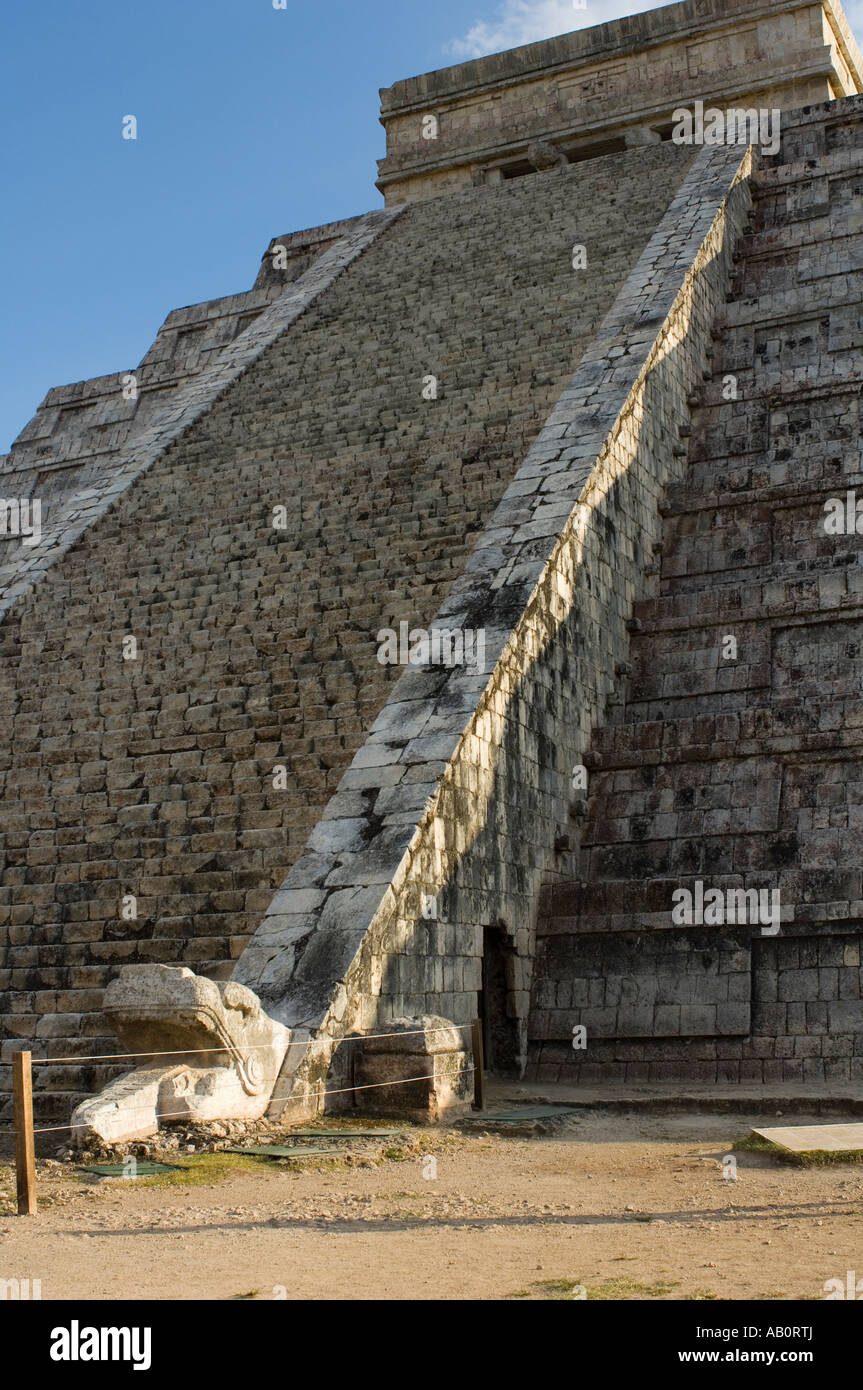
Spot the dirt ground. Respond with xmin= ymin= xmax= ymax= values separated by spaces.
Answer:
xmin=1 ymin=1109 xmax=861 ymax=1301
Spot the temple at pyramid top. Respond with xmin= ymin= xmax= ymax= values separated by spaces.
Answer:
xmin=377 ymin=0 xmax=863 ymax=203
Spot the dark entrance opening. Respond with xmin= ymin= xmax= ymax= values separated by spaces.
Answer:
xmin=479 ymin=925 xmax=520 ymax=1076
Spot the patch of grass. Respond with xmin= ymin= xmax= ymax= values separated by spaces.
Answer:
xmin=80 ymin=1151 xmax=274 ymax=1190
xmin=586 ymin=1277 xmax=680 ymax=1301
xmin=533 ymin=1278 xmax=584 ymax=1300
xmin=733 ymin=1133 xmax=781 ymax=1154
xmin=506 ymin=1276 xmax=681 ymax=1301
xmin=67 ymin=1130 xmax=433 ymax=1192
xmin=733 ymin=1133 xmax=863 ymax=1167
xmin=790 ymin=1148 xmax=863 ymax=1167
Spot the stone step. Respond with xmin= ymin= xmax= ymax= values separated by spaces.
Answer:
xmin=663 ymin=444 xmax=863 ymax=508
xmin=650 ymin=499 xmax=863 ymax=590
xmin=633 ymin=574 xmax=863 ymax=631
xmin=751 ymin=171 xmax=863 ymax=233
xmin=594 ymin=714 xmax=863 ymax=766
xmin=687 ymin=380 xmax=862 ymax=465
xmin=722 ymin=237 xmax=861 ymax=305
xmin=668 ymin=442 xmax=862 ymax=504
xmin=752 ymin=143 xmax=863 ymax=191
xmin=760 ymin=105 xmax=863 ymax=168
xmin=528 ymin=98 xmax=863 ymax=1080
xmin=704 ymin=271 xmax=863 ymax=346
xmin=0 ymin=140 xmax=699 ymax=1107
xmin=540 ymin=869 xmax=861 ymax=925
xmin=614 ymin=623 xmax=861 ymax=708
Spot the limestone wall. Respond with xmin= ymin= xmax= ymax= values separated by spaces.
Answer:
xmin=233 ymin=141 xmax=753 ymax=1117
xmin=0 ymin=144 xmax=693 ymax=1121
xmin=377 ymin=0 xmax=862 ymax=204
xmin=529 ymin=95 xmax=863 ymax=1086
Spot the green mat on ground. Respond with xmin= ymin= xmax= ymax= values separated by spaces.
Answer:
xmin=225 ymin=1145 xmax=339 ymax=1158
xmin=464 ymin=1106 xmax=581 ymax=1123
xmin=81 ymin=1161 xmax=184 ymax=1176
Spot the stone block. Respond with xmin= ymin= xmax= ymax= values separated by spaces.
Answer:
xmin=354 ymin=1015 xmax=471 ymax=1122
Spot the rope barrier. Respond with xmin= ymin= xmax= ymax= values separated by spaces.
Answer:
xmin=13 ymin=1018 xmax=486 ymax=1211
xmin=29 ymin=1065 xmax=477 ymax=1136
xmin=29 ymin=1023 xmax=473 ymax=1067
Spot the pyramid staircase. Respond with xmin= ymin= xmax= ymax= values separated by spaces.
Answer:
xmin=530 ymin=98 xmax=863 ymax=1086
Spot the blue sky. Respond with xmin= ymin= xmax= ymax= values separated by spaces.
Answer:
xmin=2 ymin=0 xmax=861 ymax=451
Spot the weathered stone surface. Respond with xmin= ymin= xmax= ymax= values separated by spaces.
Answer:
xmin=353 ymin=1015 xmax=471 ymax=1122
xmin=70 ymin=965 xmax=288 ymax=1144
xmin=377 ymin=0 xmax=862 ymax=204
xmin=2 ymin=5 xmax=862 ymax=1127
xmin=232 ymin=134 xmax=752 ymax=1123
xmin=530 ymin=95 xmax=863 ymax=1084
xmin=361 ymin=1014 xmax=466 ymax=1055
xmin=0 ymin=128 xmax=694 ymax=1123
xmin=0 ymin=210 xmax=400 ymax=618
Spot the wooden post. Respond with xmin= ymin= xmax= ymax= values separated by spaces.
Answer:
xmin=13 ymin=1050 xmax=37 ymax=1216
xmin=471 ymin=1017 xmax=485 ymax=1112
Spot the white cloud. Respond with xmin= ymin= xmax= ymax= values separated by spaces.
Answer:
xmin=448 ymin=0 xmax=863 ymax=64
xmin=844 ymin=0 xmax=863 ymax=36
xmin=447 ymin=0 xmax=649 ymax=61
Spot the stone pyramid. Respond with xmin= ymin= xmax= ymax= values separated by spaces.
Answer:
xmin=1 ymin=0 xmax=861 ymax=1136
